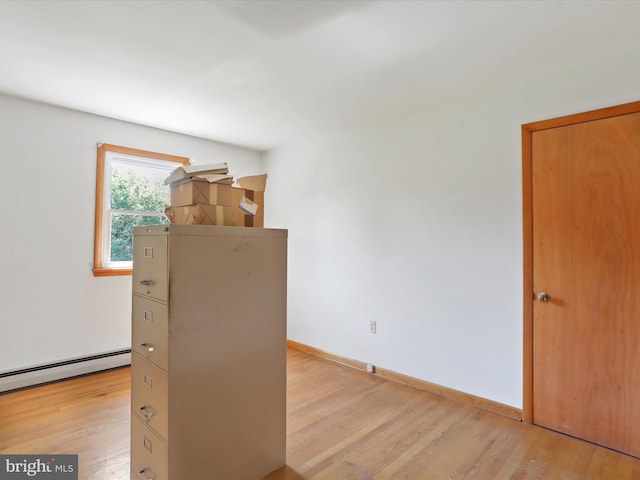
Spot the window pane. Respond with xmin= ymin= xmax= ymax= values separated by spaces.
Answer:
xmin=110 ymin=213 xmax=169 ymax=262
xmin=110 ymin=160 xmax=171 ymax=212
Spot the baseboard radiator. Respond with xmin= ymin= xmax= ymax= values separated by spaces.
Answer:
xmin=0 ymin=349 xmax=131 ymax=393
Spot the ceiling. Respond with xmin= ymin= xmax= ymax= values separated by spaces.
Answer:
xmin=0 ymin=0 xmax=638 ymax=151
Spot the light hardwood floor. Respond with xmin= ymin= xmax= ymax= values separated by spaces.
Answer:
xmin=1 ymin=348 xmax=639 ymax=479
xmin=0 ymin=367 xmax=130 ymax=479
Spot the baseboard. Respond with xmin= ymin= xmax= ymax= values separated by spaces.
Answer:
xmin=0 ymin=349 xmax=131 ymax=393
xmin=287 ymin=340 xmax=522 ymax=421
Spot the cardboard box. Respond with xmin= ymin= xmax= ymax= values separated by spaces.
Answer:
xmin=234 ymin=174 xmax=267 ymax=193
xmin=171 ymin=180 xmax=238 ymax=207
xmin=170 ymin=180 xmax=209 ymax=207
xmin=234 ymin=174 xmax=266 ymax=227
xmin=164 ymin=163 xmax=229 ymax=185
xmin=242 ymin=190 xmax=264 ymax=227
xmin=165 ymin=204 xmax=238 ymax=226
xmin=166 ymin=173 xmax=266 ymax=228
xmin=213 ymin=183 xmax=243 ymax=206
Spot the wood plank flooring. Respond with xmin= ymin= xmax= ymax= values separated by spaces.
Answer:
xmin=0 ymin=367 xmax=130 ymax=479
xmin=1 ymin=347 xmax=639 ymax=479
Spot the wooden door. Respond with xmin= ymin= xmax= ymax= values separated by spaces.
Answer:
xmin=524 ymin=103 xmax=640 ymax=457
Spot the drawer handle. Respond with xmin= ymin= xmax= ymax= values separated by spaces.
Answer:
xmin=140 ymin=343 xmax=155 ymax=353
xmin=140 ymin=405 xmax=155 ymax=421
xmin=137 ymin=468 xmax=155 ymax=480
xmin=139 ymin=280 xmax=155 ymax=286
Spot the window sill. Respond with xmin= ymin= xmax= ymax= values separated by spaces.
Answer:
xmin=93 ymin=268 xmax=132 ymax=277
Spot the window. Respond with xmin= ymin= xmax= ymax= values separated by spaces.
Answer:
xmin=93 ymin=143 xmax=189 ymax=276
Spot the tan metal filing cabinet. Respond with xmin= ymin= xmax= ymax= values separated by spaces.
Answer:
xmin=130 ymin=224 xmax=287 ymax=480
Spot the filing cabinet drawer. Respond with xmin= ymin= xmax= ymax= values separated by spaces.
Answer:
xmin=133 ymin=234 xmax=168 ymax=302
xmin=131 ymin=414 xmax=167 ymax=480
xmin=131 ymin=353 xmax=168 ymax=441
xmin=132 ymin=296 xmax=168 ymax=371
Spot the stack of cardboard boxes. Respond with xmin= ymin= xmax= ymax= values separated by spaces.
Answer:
xmin=164 ymin=163 xmax=266 ymax=227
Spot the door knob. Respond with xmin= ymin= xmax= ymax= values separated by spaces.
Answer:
xmin=537 ymin=292 xmax=551 ymax=302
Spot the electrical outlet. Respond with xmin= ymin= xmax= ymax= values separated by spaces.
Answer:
xmin=369 ymin=320 xmax=377 ymax=334
xmin=366 ymin=363 xmax=375 ymax=373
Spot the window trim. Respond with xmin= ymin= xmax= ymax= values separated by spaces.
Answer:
xmin=93 ymin=143 xmax=189 ymax=277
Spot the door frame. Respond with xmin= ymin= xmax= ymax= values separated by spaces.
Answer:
xmin=521 ymin=100 xmax=640 ymax=424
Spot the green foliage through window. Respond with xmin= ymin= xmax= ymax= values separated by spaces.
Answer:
xmin=109 ymin=169 xmax=169 ymax=262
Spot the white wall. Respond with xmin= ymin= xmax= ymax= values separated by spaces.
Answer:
xmin=0 ymin=94 xmax=261 ymax=373
xmin=263 ymin=48 xmax=640 ymax=408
